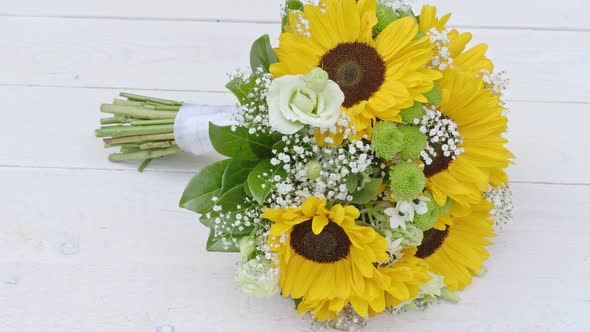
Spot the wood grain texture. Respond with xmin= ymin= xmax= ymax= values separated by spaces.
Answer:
xmin=0 ymin=0 xmax=587 ymax=29
xmin=0 ymin=17 xmax=588 ymax=103
xmin=1 ymin=171 xmax=588 ymax=331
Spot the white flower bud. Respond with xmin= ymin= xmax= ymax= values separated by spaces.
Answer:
xmin=304 ymin=67 xmax=329 ymax=92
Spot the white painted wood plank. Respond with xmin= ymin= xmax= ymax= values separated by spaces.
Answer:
xmin=0 ymin=170 xmax=588 ymax=331
xmin=1 ymin=86 xmax=587 ymax=185
xmin=0 ymin=17 xmax=588 ymax=103
xmin=0 ymin=0 xmax=587 ymax=30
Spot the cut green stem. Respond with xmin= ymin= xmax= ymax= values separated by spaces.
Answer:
xmin=138 ymin=159 xmax=153 ymax=172
xmin=130 ymin=119 xmax=175 ymax=126
xmin=109 ymin=146 xmax=182 ymax=162
xmin=103 ymin=133 xmax=175 ymax=145
xmin=100 ymin=104 xmax=178 ymax=120
xmin=95 ymin=124 xmax=174 ymax=138
xmin=119 ymin=93 xmax=183 ymax=106
xmin=139 ymin=140 xmax=175 ymax=150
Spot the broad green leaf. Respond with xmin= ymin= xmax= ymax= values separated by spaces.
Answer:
xmin=250 ymin=34 xmax=278 ymax=73
xmin=206 ymin=230 xmax=240 ymax=252
xmin=225 ymin=75 xmax=256 ymax=105
xmin=351 ymin=178 xmax=383 ymax=204
xmin=345 ymin=174 xmax=363 ymax=193
xmin=179 ymin=159 xmax=230 ymax=213
xmin=221 ymin=159 xmax=259 ymax=194
xmin=209 ymin=123 xmax=278 ymax=160
xmin=247 ymin=159 xmax=287 ymax=205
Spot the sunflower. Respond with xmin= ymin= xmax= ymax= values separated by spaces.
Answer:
xmin=262 ymin=196 xmax=390 ymax=305
xmin=416 ymin=200 xmax=495 ymax=291
xmin=423 ymin=68 xmax=514 ymax=208
xmin=271 ymin=0 xmax=442 ymax=139
xmin=296 ymin=248 xmax=431 ymax=320
xmin=419 ymin=5 xmax=494 ymax=74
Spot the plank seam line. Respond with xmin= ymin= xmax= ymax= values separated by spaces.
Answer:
xmin=0 ymin=84 xmax=588 ymax=105
xmin=0 ymin=13 xmax=589 ymax=32
xmin=1 ymin=165 xmax=590 ymax=187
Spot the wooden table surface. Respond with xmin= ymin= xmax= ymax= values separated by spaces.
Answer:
xmin=0 ymin=1 xmax=589 ymax=331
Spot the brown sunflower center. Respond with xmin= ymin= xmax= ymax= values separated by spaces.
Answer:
xmin=420 ymin=113 xmax=465 ymax=178
xmin=319 ymin=42 xmax=386 ymax=108
xmin=416 ymin=227 xmax=450 ymax=259
xmin=290 ymin=220 xmax=351 ymax=263
xmin=422 ymin=144 xmax=454 ymax=177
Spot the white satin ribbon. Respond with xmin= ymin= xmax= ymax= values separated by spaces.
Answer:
xmin=173 ymin=104 xmax=237 ymax=155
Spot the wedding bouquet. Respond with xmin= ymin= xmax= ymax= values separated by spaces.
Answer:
xmin=96 ymin=0 xmax=514 ymax=329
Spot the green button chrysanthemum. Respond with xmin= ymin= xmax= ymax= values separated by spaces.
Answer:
xmin=371 ymin=121 xmax=403 ymax=160
xmin=389 ymin=162 xmax=425 ymax=200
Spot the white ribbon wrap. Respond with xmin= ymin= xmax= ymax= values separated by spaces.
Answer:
xmin=173 ymin=104 xmax=237 ymax=155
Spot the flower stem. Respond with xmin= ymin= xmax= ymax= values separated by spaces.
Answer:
xmin=130 ymin=119 xmax=175 ymax=126
xmin=119 ymin=93 xmax=183 ymax=106
xmin=139 ymin=140 xmax=176 ymax=150
xmin=95 ymin=124 xmax=174 ymax=138
xmin=108 ymin=146 xmax=182 ymax=162
xmin=138 ymin=159 xmax=153 ymax=172
xmin=100 ymin=104 xmax=178 ymax=120
xmin=103 ymin=133 xmax=175 ymax=145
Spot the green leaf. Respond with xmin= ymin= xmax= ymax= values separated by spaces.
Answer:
xmin=206 ymin=230 xmax=240 ymax=252
xmin=179 ymin=159 xmax=230 ymax=213
xmin=199 ymin=185 xmax=255 ymax=235
xmin=345 ymin=174 xmax=363 ymax=193
xmin=424 ymin=81 xmax=442 ymax=105
xmin=247 ymin=159 xmax=287 ymax=205
xmin=221 ymin=159 xmax=259 ymax=193
xmin=292 ymin=297 xmax=303 ymax=309
xmin=351 ymin=178 xmax=383 ymax=204
xmin=285 ymin=0 xmax=304 ymax=11
xmin=250 ymin=34 xmax=278 ymax=73
xmin=225 ymin=76 xmax=255 ymax=105
xmin=209 ymin=123 xmax=278 ymax=160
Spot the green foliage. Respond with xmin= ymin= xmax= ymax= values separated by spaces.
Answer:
xmin=179 ymin=159 xmax=231 ymax=214
xmin=209 ymin=123 xmax=279 ymax=160
xmin=424 ymin=81 xmax=442 ymax=105
xmin=374 ymin=3 xmax=399 ymax=36
xmin=389 ymin=162 xmax=425 ymax=201
xmin=400 ymin=101 xmax=425 ymax=124
xmin=247 ymin=159 xmax=288 ymax=205
xmin=399 ymin=125 xmax=428 ymax=160
xmin=351 ymin=178 xmax=383 ymax=204
xmin=250 ymin=34 xmax=278 ymax=73
xmin=371 ymin=121 xmax=404 ymax=160
xmin=225 ymin=76 xmax=256 ymax=105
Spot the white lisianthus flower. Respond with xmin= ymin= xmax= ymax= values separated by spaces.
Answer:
xmin=235 ymin=259 xmax=279 ymax=298
xmin=266 ymin=68 xmax=344 ymax=134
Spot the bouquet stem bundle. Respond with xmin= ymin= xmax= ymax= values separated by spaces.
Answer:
xmin=95 ymin=93 xmax=184 ymax=171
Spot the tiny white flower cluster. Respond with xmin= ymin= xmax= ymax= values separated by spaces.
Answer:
xmin=419 ymin=105 xmax=465 ymax=165
xmin=484 ymin=185 xmax=514 ymax=229
xmin=380 ymin=0 xmax=413 ymax=13
xmin=206 ymin=199 xmax=264 ymax=251
xmin=479 ymin=69 xmax=510 ymax=97
xmin=308 ymin=305 xmax=368 ymax=332
xmin=229 ymin=68 xmax=275 ymax=134
xmin=268 ymin=132 xmax=374 ymax=208
xmin=284 ymin=8 xmax=311 ymax=37
xmin=478 ymin=69 xmax=511 ymax=113
xmin=428 ymin=28 xmax=453 ymax=71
